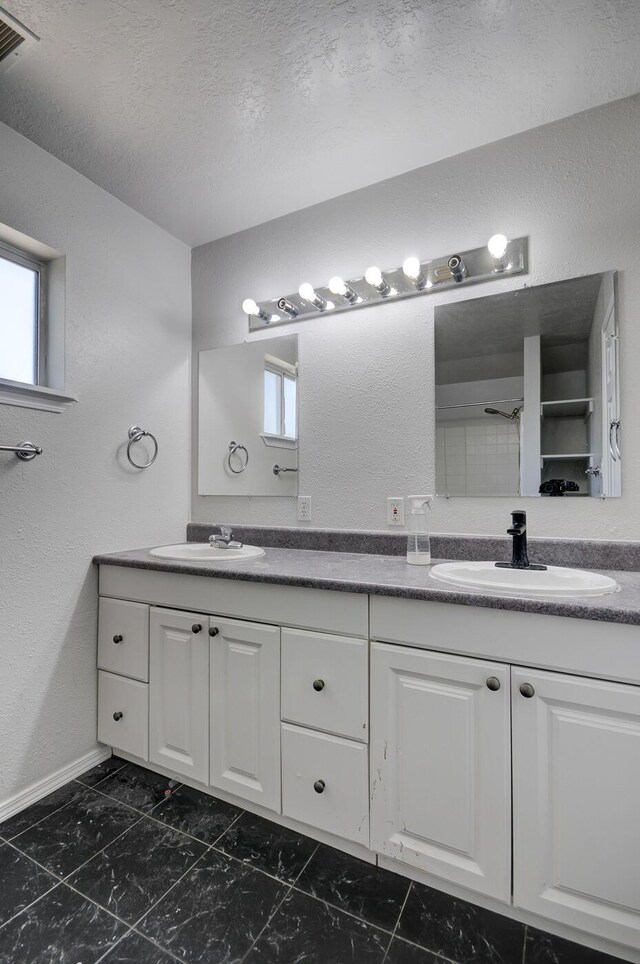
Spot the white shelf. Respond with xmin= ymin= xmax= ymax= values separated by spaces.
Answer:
xmin=540 ymin=452 xmax=593 ymax=466
xmin=540 ymin=398 xmax=593 ymax=420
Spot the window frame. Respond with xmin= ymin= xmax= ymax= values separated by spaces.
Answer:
xmin=0 ymin=238 xmax=48 ymax=388
xmin=263 ymin=361 xmax=298 ymax=445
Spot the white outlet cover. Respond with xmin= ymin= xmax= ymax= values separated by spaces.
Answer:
xmin=387 ymin=497 xmax=405 ymax=526
xmin=297 ymin=496 xmax=311 ymax=521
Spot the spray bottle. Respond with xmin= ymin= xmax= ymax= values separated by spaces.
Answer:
xmin=406 ymin=495 xmax=433 ymax=565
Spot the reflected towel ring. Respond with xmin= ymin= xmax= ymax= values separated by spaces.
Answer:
xmin=127 ymin=426 xmax=158 ymax=469
xmin=227 ymin=441 xmax=249 ymax=474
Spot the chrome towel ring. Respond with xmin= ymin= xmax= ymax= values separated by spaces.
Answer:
xmin=227 ymin=441 xmax=249 ymax=474
xmin=127 ymin=426 xmax=158 ymax=469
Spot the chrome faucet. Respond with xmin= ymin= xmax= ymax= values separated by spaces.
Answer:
xmin=209 ymin=525 xmax=243 ymax=549
xmin=496 ymin=510 xmax=546 ymax=571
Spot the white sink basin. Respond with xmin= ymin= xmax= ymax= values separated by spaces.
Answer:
xmin=149 ymin=543 xmax=265 ymax=562
xmin=430 ymin=561 xmax=619 ymax=598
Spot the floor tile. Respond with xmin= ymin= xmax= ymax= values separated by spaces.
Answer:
xmin=215 ymin=809 xmax=317 ymax=882
xmin=101 ymin=929 xmax=177 ymax=963
xmin=137 ymin=847 xmax=289 ymax=962
xmin=396 ymin=882 xmax=526 ymax=964
xmin=0 ymin=884 xmax=127 ymax=964
xmin=525 ymin=926 xmax=626 ymax=963
xmin=0 ymin=781 xmax=84 ymax=841
xmin=95 ymin=763 xmax=179 ymax=813
xmin=76 ymin=755 xmax=128 ymax=788
xmin=296 ymin=844 xmax=410 ymax=932
xmin=244 ymin=888 xmax=390 ymax=963
xmin=152 ymin=784 xmax=242 ymax=844
xmin=67 ymin=816 xmax=207 ymax=925
xmin=385 ymin=937 xmax=446 ymax=963
xmin=0 ymin=843 xmax=58 ymax=927
xmin=11 ymin=786 xmax=141 ymax=879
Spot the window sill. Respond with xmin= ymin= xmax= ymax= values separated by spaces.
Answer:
xmin=260 ymin=433 xmax=298 ymax=450
xmin=0 ymin=378 xmax=78 ymax=414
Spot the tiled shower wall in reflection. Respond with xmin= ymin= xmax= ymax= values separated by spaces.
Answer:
xmin=436 ymin=420 xmax=520 ymax=496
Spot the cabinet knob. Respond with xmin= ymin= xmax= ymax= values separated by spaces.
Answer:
xmin=209 ymin=627 xmax=219 ymax=637
xmin=113 ymin=711 xmax=123 ymax=721
xmin=192 ymin=623 xmax=202 ymax=634
xmin=519 ymin=682 xmax=535 ymax=699
xmin=313 ymin=779 xmax=325 ymax=794
xmin=486 ymin=676 xmax=501 ymax=691
xmin=113 ymin=634 xmax=123 ymax=644
xmin=312 ymin=679 xmax=325 ymax=692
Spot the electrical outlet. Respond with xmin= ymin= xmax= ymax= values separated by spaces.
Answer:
xmin=387 ymin=497 xmax=405 ymax=526
xmin=297 ymin=496 xmax=311 ymax=521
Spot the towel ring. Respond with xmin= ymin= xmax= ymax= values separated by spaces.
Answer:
xmin=227 ymin=440 xmax=249 ymax=474
xmin=127 ymin=426 xmax=158 ymax=469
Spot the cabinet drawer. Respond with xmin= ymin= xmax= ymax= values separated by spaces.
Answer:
xmin=281 ymin=723 xmax=369 ymax=845
xmin=98 ymin=671 xmax=148 ymax=760
xmin=98 ymin=598 xmax=149 ymax=682
xmin=281 ymin=629 xmax=368 ymax=742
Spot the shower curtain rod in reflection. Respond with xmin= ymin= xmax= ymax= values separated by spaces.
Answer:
xmin=436 ymin=397 xmax=524 ymax=411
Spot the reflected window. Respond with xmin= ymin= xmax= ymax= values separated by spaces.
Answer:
xmin=0 ymin=246 xmax=42 ymax=385
xmin=264 ymin=359 xmax=297 ymax=440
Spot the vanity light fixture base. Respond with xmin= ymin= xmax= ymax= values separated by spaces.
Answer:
xmin=246 ymin=237 xmax=528 ymax=331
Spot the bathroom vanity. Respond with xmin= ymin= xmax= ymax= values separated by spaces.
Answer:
xmin=93 ymin=544 xmax=640 ymax=963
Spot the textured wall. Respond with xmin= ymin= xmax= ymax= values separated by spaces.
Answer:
xmin=192 ymin=95 xmax=640 ymax=540
xmin=0 ymin=123 xmax=191 ymax=806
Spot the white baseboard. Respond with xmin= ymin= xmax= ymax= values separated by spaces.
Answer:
xmin=0 ymin=745 xmax=111 ymax=826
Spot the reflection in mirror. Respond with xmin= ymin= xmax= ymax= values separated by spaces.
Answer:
xmin=198 ymin=335 xmax=298 ymax=496
xmin=435 ymin=273 xmax=620 ymax=498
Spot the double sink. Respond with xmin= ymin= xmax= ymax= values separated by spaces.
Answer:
xmin=149 ymin=516 xmax=620 ymax=599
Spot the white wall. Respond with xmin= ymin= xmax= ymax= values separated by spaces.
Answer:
xmin=192 ymin=94 xmax=640 ymax=541
xmin=0 ymin=123 xmax=191 ymax=807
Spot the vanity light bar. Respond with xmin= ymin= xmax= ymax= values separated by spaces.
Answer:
xmin=244 ymin=236 xmax=528 ymax=331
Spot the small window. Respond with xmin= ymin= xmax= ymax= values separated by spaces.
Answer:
xmin=263 ymin=362 xmax=297 ymax=441
xmin=0 ymin=241 xmax=44 ymax=386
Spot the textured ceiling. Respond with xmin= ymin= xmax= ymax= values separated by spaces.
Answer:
xmin=1 ymin=1 xmax=640 ymax=245
xmin=435 ymin=274 xmax=605 ymax=366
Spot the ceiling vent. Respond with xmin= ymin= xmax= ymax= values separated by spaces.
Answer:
xmin=0 ymin=5 xmax=38 ymax=70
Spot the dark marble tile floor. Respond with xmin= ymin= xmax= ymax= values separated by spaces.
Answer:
xmin=0 ymin=757 xmax=630 ymax=964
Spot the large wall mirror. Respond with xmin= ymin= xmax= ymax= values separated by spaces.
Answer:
xmin=435 ymin=273 xmax=620 ymax=498
xmin=198 ymin=335 xmax=298 ymax=496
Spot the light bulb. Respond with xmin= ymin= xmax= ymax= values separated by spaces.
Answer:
xmin=242 ymin=298 xmax=271 ymax=322
xmin=298 ymin=282 xmax=332 ymax=312
xmin=298 ymin=282 xmax=316 ymax=302
xmin=365 ymin=266 xmax=382 ymax=287
xmin=329 ymin=276 xmax=359 ymax=304
xmin=487 ymin=234 xmax=508 ymax=260
xmin=402 ymin=257 xmax=421 ymax=280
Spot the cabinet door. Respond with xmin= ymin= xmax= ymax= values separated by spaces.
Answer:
xmin=210 ymin=617 xmax=281 ymax=812
xmin=370 ymin=643 xmax=511 ymax=901
xmin=149 ymin=608 xmax=209 ymax=784
xmin=512 ymin=667 xmax=640 ymax=949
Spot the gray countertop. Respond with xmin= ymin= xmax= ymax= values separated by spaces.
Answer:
xmin=93 ymin=546 xmax=640 ymax=627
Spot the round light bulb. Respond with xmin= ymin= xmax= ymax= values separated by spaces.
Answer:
xmin=402 ymin=257 xmax=422 ymax=280
xmin=298 ymin=282 xmax=316 ymax=302
xmin=487 ymin=234 xmax=508 ymax=260
xmin=365 ymin=266 xmax=382 ymax=287
xmin=329 ymin=276 xmax=347 ymax=296
xmin=242 ymin=298 xmax=260 ymax=316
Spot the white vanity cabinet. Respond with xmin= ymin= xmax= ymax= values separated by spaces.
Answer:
xmin=149 ymin=608 xmax=210 ymax=784
xmin=512 ymin=667 xmax=640 ymax=949
xmin=210 ymin=617 xmax=281 ymax=811
xmin=370 ymin=643 xmax=511 ymax=901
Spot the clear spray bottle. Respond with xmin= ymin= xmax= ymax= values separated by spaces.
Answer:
xmin=406 ymin=495 xmax=433 ymax=565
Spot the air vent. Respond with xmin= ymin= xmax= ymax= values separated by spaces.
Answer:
xmin=0 ymin=5 xmax=38 ymax=69
xmin=0 ymin=18 xmax=24 ymax=62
